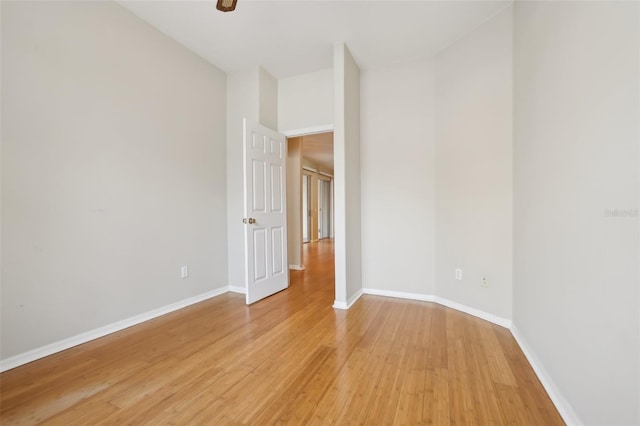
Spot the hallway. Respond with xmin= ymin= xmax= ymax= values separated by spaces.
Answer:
xmin=288 ymin=239 xmax=335 ymax=301
xmin=1 ymin=239 xmax=562 ymax=424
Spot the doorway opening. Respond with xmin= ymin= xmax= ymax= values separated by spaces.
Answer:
xmin=318 ymin=178 xmax=331 ymax=240
xmin=302 ymin=166 xmax=334 ymax=245
xmin=285 ymin=130 xmax=334 ymax=294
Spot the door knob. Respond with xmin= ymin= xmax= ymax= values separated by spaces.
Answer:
xmin=243 ymin=218 xmax=256 ymax=224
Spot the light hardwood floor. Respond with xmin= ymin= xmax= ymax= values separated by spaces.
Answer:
xmin=0 ymin=239 xmax=563 ymax=425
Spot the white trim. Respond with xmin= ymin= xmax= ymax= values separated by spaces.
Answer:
xmin=280 ymin=124 xmax=334 ymax=137
xmin=333 ymin=289 xmax=363 ymax=310
xmin=0 ymin=286 xmax=229 ymax=372
xmin=347 ymin=290 xmax=363 ymax=307
xmin=361 ymin=288 xmax=511 ymax=329
xmin=318 ymin=171 xmax=333 ymax=178
xmin=510 ymin=325 xmax=583 ymax=426
xmin=362 ymin=288 xmax=435 ymax=303
xmin=332 ymin=300 xmax=348 ymax=309
xmin=289 ymin=264 xmax=306 ymax=271
xmin=302 ymin=166 xmax=317 ymax=173
xmin=433 ymin=296 xmax=512 ymax=329
xmin=227 ymin=285 xmax=246 ymax=294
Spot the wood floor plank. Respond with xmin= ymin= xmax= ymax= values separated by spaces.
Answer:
xmin=446 ymin=309 xmax=481 ymax=425
xmin=0 ymin=240 xmax=564 ymax=425
xmin=423 ymin=367 xmax=451 ymax=425
xmin=493 ymin=329 xmax=565 ymax=425
xmin=393 ymin=302 xmax=429 ymax=425
xmin=459 ymin=316 xmax=507 ymax=425
xmin=339 ymin=300 xmax=407 ymax=424
xmin=2 ymin=358 xmax=148 ymax=425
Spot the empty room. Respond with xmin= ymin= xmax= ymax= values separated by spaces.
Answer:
xmin=1 ymin=0 xmax=638 ymax=425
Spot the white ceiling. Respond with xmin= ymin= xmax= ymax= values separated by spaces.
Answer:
xmin=301 ymin=132 xmax=334 ymax=173
xmin=119 ymin=0 xmax=511 ymax=78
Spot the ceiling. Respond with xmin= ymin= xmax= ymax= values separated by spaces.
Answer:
xmin=301 ymin=132 xmax=334 ymax=173
xmin=119 ymin=0 xmax=511 ymax=78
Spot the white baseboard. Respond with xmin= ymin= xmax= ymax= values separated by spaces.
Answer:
xmin=0 ymin=286 xmax=229 ymax=373
xmin=510 ymin=325 xmax=582 ymax=426
xmin=347 ymin=290 xmax=363 ymax=308
xmin=289 ymin=264 xmax=306 ymax=271
xmin=333 ymin=289 xmax=363 ymax=310
xmin=433 ymin=296 xmax=512 ymax=329
xmin=227 ymin=285 xmax=246 ymax=294
xmin=332 ymin=300 xmax=348 ymax=309
xmin=361 ymin=288 xmax=511 ymax=329
xmin=362 ymin=288 xmax=435 ymax=303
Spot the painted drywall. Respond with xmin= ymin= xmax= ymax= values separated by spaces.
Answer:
xmin=278 ymin=68 xmax=333 ymax=133
xmin=259 ymin=67 xmax=278 ymax=132
xmin=435 ymin=6 xmax=513 ymax=320
xmin=333 ymin=43 xmax=362 ymax=306
xmin=360 ymin=59 xmax=436 ymax=295
xmin=1 ymin=1 xmax=227 ymax=359
xmin=286 ymin=137 xmax=303 ymax=268
xmin=226 ymin=68 xmax=260 ymax=290
xmin=513 ymin=2 xmax=639 ymax=424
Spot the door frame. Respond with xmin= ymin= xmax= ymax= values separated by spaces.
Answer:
xmin=281 ymin=124 xmax=342 ymax=304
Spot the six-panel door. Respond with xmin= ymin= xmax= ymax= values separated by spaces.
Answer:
xmin=243 ymin=119 xmax=288 ymax=304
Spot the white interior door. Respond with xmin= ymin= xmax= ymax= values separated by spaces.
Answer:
xmin=243 ymin=118 xmax=288 ymax=304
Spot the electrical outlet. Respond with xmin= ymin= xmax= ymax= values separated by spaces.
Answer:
xmin=481 ymin=277 xmax=488 ymax=288
xmin=455 ymin=268 xmax=462 ymax=280
xmin=181 ymin=266 xmax=189 ymax=279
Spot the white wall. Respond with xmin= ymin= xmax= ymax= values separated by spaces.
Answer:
xmin=513 ymin=2 xmax=639 ymax=424
xmin=435 ymin=7 xmax=513 ymax=320
xmin=333 ymin=43 xmax=362 ymax=306
xmin=278 ymin=68 xmax=333 ymax=132
xmin=361 ymin=59 xmax=436 ymax=295
xmin=1 ymin=1 xmax=228 ymax=360
xmin=259 ymin=67 xmax=278 ymax=131
xmin=226 ymin=68 xmax=259 ymax=290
